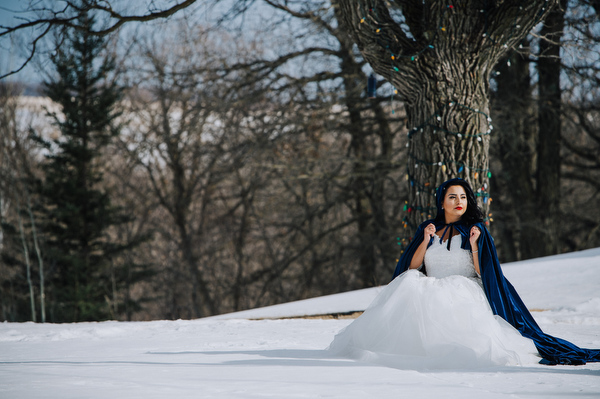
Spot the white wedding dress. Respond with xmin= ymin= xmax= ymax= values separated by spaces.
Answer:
xmin=328 ymin=234 xmax=540 ymax=369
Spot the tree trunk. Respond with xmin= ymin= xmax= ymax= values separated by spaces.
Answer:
xmin=17 ymin=208 xmax=36 ymax=322
xmin=336 ymin=0 xmax=557 ymax=233
xmin=537 ymin=0 xmax=567 ymax=256
xmin=490 ymin=43 xmax=538 ymax=261
xmin=405 ymin=60 xmax=492 ymax=227
xmin=371 ymin=102 xmax=396 ymax=281
xmin=176 ymin=211 xmax=216 ymax=318
xmin=335 ymin=2 xmax=382 ymax=287
xmin=27 ymin=194 xmax=45 ymax=322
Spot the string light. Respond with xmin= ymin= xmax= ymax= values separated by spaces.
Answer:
xmin=407 ymin=155 xmax=492 ymax=179
xmin=407 ymin=101 xmax=494 ymax=139
xmin=359 ymin=3 xmax=517 ymax=247
xmin=402 ymin=168 xmax=493 ymax=221
xmin=361 ymin=4 xmax=545 ymax=113
xmin=358 ymin=2 xmax=549 ymax=79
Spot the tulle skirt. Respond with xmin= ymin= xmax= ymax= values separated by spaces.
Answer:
xmin=328 ymin=269 xmax=540 ymax=369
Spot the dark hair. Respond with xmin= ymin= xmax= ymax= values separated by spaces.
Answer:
xmin=434 ymin=179 xmax=484 ymax=225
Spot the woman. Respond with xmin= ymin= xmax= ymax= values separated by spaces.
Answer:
xmin=329 ymin=178 xmax=600 ymax=368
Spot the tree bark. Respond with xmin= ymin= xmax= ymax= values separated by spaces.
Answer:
xmin=537 ymin=0 xmax=567 ymax=256
xmin=336 ymin=0 xmax=556 ymax=231
xmin=17 ymin=208 xmax=36 ymax=322
xmin=27 ymin=194 xmax=46 ymax=322
xmin=335 ymin=4 xmax=378 ymax=286
xmin=491 ymin=43 xmax=538 ymax=261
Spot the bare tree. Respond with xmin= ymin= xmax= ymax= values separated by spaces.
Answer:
xmin=537 ymin=0 xmax=569 ymax=256
xmin=8 ymin=0 xmax=600 ymax=321
xmin=489 ymin=0 xmax=600 ymax=261
xmin=118 ymin=24 xmax=274 ymax=317
xmin=489 ymin=44 xmax=538 ymax=261
xmin=0 ymin=83 xmax=47 ymax=321
xmin=558 ymin=0 xmax=600 ymax=251
xmin=2 ymin=0 xmax=562 ymax=246
xmin=335 ymin=0 xmax=557 ymax=229
xmin=218 ymin=1 xmax=408 ymax=288
xmin=0 ymin=0 xmax=203 ymax=79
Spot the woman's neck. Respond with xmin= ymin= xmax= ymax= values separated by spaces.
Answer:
xmin=444 ymin=217 xmax=461 ymax=224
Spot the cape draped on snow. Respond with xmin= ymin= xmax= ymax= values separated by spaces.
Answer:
xmin=393 ymin=179 xmax=600 ymax=366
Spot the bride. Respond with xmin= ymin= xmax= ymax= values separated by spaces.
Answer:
xmin=329 ymin=178 xmax=600 ymax=368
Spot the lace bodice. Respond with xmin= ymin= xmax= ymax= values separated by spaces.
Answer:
xmin=423 ymin=234 xmax=477 ymax=279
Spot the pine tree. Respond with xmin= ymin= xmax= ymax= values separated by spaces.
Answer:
xmin=37 ymin=11 xmax=146 ymax=322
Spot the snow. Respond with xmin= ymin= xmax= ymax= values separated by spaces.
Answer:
xmin=1 ymin=249 xmax=599 ymax=398
xmin=209 ymin=285 xmax=384 ymax=321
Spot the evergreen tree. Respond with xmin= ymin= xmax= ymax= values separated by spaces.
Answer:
xmin=37 ymin=11 xmax=147 ymax=322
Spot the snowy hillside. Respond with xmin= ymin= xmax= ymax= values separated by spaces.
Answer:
xmin=1 ymin=248 xmax=599 ymax=398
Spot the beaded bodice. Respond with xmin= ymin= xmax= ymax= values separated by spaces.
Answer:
xmin=424 ymin=234 xmax=477 ymax=279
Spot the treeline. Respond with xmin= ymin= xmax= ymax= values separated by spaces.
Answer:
xmin=490 ymin=0 xmax=600 ymax=260
xmin=0 ymin=9 xmax=406 ymax=322
xmin=0 ymin=1 xmax=599 ymax=322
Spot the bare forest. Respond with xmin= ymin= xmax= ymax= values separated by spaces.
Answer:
xmin=1 ymin=1 xmax=599 ymax=322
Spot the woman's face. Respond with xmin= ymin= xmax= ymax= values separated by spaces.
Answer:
xmin=443 ymin=185 xmax=467 ymax=223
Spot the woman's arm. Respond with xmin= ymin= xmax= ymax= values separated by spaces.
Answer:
xmin=410 ymin=223 xmax=436 ymax=269
xmin=470 ymin=226 xmax=481 ymax=275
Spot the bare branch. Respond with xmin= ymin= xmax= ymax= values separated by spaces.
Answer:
xmin=76 ymin=0 xmax=200 ymax=36
xmin=1 ymin=0 xmax=202 ymax=80
xmin=262 ymin=0 xmax=337 ymax=37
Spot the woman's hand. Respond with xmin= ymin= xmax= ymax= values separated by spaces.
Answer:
xmin=410 ymin=223 xmax=436 ymax=270
xmin=469 ymin=226 xmax=481 ymax=247
xmin=424 ymin=223 xmax=436 ymax=241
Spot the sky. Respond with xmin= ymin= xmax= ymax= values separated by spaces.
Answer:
xmin=0 ymin=0 xmax=307 ymax=85
xmin=0 ymin=0 xmax=47 ymax=82
xmin=0 ymin=0 xmax=29 ymax=25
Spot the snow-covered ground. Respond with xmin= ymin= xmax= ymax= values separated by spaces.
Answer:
xmin=1 ymin=249 xmax=599 ymax=398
